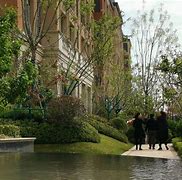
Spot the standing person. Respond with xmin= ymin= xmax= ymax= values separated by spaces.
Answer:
xmin=133 ymin=113 xmax=145 ymax=150
xmin=145 ymin=114 xmax=157 ymax=149
xmin=156 ymin=111 xmax=169 ymax=150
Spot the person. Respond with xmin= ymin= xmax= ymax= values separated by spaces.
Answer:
xmin=156 ymin=111 xmax=169 ymax=150
xmin=145 ymin=114 xmax=157 ymax=149
xmin=133 ymin=113 xmax=145 ymax=150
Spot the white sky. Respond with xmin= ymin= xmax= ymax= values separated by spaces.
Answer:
xmin=117 ymin=0 xmax=182 ymax=45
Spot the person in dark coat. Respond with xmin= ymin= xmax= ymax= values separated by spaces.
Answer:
xmin=133 ymin=113 xmax=145 ymax=150
xmin=145 ymin=114 xmax=157 ymax=149
xmin=156 ymin=111 xmax=169 ymax=150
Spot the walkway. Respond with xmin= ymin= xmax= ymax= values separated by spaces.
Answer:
xmin=122 ymin=143 xmax=180 ymax=159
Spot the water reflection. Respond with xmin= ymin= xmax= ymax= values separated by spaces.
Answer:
xmin=0 ymin=153 xmax=181 ymax=180
xmin=129 ymin=157 xmax=182 ymax=180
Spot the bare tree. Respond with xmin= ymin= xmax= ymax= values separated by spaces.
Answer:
xmin=131 ymin=3 xmax=180 ymax=112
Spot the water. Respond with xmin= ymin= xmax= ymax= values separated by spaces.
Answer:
xmin=0 ymin=153 xmax=181 ymax=180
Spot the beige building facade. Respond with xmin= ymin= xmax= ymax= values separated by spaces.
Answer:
xmin=0 ymin=0 xmax=131 ymax=113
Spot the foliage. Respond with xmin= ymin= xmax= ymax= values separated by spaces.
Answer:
xmin=172 ymin=137 xmax=182 ymax=158
xmin=126 ymin=126 xmax=135 ymax=144
xmin=35 ymin=134 xmax=132 ymax=155
xmin=131 ymin=4 xmax=179 ymax=113
xmin=0 ymin=8 xmax=21 ymax=104
xmin=176 ymin=120 xmax=182 ymax=137
xmin=93 ymin=14 xmax=122 ymax=114
xmin=110 ymin=116 xmax=128 ymax=133
xmin=0 ymin=107 xmax=44 ymax=122
xmin=0 ymin=8 xmax=21 ymax=78
xmin=80 ymin=115 xmax=128 ymax=143
xmin=7 ymin=61 xmax=38 ymax=104
xmin=158 ymin=55 xmax=182 ymax=115
xmin=0 ymin=118 xmax=100 ymax=144
xmin=47 ymin=96 xmax=86 ymax=123
xmin=0 ymin=8 xmax=43 ymax=105
xmin=0 ymin=124 xmax=20 ymax=138
xmin=168 ymin=119 xmax=182 ymax=137
xmin=159 ymin=55 xmax=182 ymax=85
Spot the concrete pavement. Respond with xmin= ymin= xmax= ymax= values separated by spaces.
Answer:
xmin=121 ymin=143 xmax=180 ymax=159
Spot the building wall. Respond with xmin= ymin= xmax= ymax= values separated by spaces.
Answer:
xmin=93 ymin=0 xmax=126 ymax=98
xmin=0 ymin=0 xmax=93 ymax=113
xmin=41 ymin=1 xmax=94 ymax=113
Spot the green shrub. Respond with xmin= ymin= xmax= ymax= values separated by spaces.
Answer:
xmin=110 ymin=117 xmax=128 ymax=133
xmin=126 ymin=126 xmax=135 ymax=143
xmin=168 ymin=120 xmax=177 ymax=138
xmin=26 ymin=121 xmax=100 ymax=144
xmin=0 ymin=124 xmax=20 ymax=137
xmin=86 ymin=114 xmax=109 ymax=123
xmin=176 ymin=120 xmax=182 ymax=137
xmin=172 ymin=137 xmax=182 ymax=158
xmin=80 ymin=115 xmax=128 ymax=143
xmin=172 ymin=137 xmax=182 ymax=147
xmin=0 ymin=118 xmax=100 ymax=144
xmin=176 ymin=142 xmax=182 ymax=157
xmin=0 ymin=108 xmax=44 ymax=122
xmin=47 ymin=96 xmax=86 ymax=123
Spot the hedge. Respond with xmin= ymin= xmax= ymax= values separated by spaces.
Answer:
xmin=0 ymin=124 xmax=20 ymax=138
xmin=172 ymin=137 xmax=182 ymax=158
xmin=80 ymin=115 xmax=128 ymax=143
xmin=0 ymin=119 xmax=100 ymax=144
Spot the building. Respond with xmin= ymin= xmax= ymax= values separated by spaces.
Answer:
xmin=0 ymin=0 xmax=131 ymax=114
xmin=93 ymin=0 xmax=132 ymax=112
xmin=0 ymin=0 xmax=93 ymax=113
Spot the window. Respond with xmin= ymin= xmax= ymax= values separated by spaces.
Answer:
xmin=69 ymin=24 xmax=75 ymax=44
xmin=94 ymin=0 xmax=101 ymax=12
xmin=123 ymin=42 xmax=128 ymax=52
xmin=61 ymin=15 xmax=67 ymax=35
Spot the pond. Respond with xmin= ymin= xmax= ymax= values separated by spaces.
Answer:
xmin=0 ymin=153 xmax=181 ymax=180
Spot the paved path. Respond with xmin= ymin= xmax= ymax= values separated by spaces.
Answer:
xmin=122 ymin=143 xmax=180 ymax=159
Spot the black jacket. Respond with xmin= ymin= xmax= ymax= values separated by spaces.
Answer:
xmin=145 ymin=118 xmax=157 ymax=132
xmin=133 ymin=118 xmax=145 ymax=138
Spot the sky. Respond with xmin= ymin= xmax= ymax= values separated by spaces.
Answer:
xmin=117 ymin=0 xmax=182 ymax=45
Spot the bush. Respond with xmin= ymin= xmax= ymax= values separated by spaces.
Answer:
xmin=176 ymin=120 xmax=182 ymax=137
xmin=110 ymin=117 xmax=128 ymax=133
xmin=168 ymin=119 xmax=177 ymax=138
xmin=80 ymin=115 xmax=128 ymax=143
xmin=126 ymin=126 xmax=135 ymax=144
xmin=172 ymin=137 xmax=182 ymax=146
xmin=172 ymin=137 xmax=182 ymax=158
xmin=0 ymin=124 xmax=20 ymax=137
xmin=0 ymin=118 xmax=100 ymax=144
xmin=0 ymin=108 xmax=44 ymax=122
xmin=47 ymin=96 xmax=86 ymax=123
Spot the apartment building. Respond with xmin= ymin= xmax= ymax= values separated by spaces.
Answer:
xmin=93 ymin=0 xmax=131 ymax=99
xmin=0 ymin=0 xmax=93 ymax=112
xmin=0 ymin=0 xmax=131 ymax=113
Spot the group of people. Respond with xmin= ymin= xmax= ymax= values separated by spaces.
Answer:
xmin=132 ymin=111 xmax=169 ymax=150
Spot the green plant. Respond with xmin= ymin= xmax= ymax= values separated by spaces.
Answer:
xmin=0 ymin=108 xmax=44 ymax=122
xmin=0 ymin=118 xmax=100 ymax=144
xmin=110 ymin=117 xmax=128 ymax=133
xmin=172 ymin=137 xmax=182 ymax=158
xmin=168 ymin=119 xmax=177 ymax=138
xmin=176 ymin=120 xmax=182 ymax=137
xmin=47 ymin=96 xmax=86 ymax=123
xmin=80 ymin=115 xmax=128 ymax=143
xmin=126 ymin=126 xmax=135 ymax=144
xmin=0 ymin=124 xmax=20 ymax=137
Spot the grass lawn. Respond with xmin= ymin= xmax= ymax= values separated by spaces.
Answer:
xmin=35 ymin=134 xmax=133 ymax=155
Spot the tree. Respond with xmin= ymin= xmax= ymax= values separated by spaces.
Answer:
xmin=0 ymin=8 xmax=21 ymax=105
xmin=92 ymin=14 xmax=123 ymax=115
xmin=159 ymin=54 xmax=182 ymax=116
xmin=16 ymin=0 xmax=76 ymax=107
xmin=131 ymin=3 xmax=179 ymax=113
